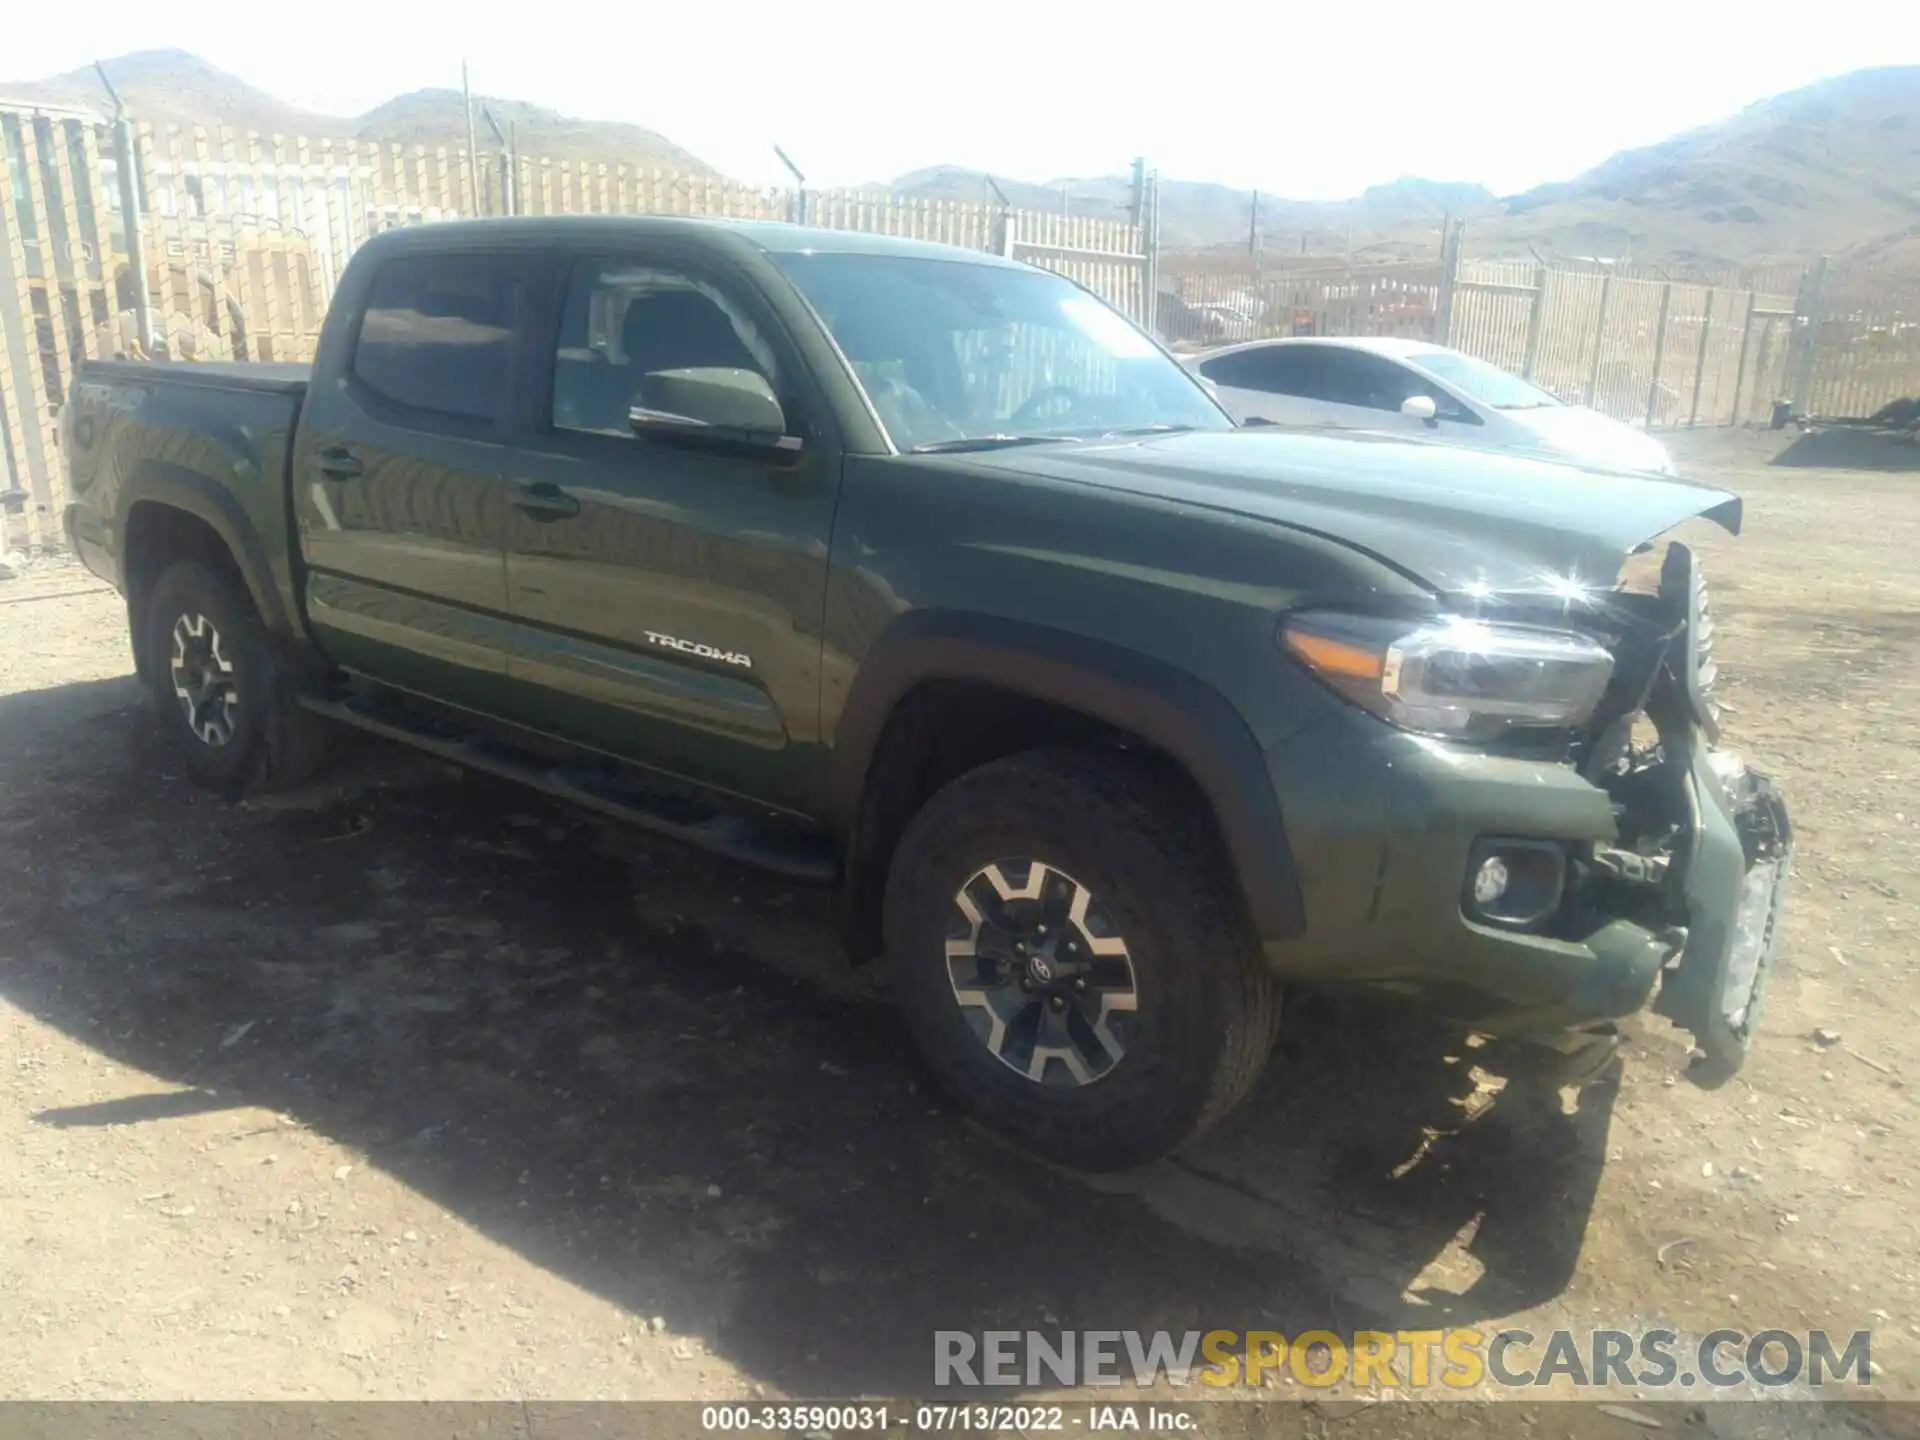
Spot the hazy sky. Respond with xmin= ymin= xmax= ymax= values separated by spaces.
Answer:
xmin=6 ymin=0 xmax=1913 ymax=197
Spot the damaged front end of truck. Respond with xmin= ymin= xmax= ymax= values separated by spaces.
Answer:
xmin=1554 ymin=517 xmax=1795 ymax=1084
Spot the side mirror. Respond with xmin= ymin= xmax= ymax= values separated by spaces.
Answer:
xmin=630 ymin=368 xmax=803 ymax=454
xmin=1400 ymin=394 xmax=1439 ymax=424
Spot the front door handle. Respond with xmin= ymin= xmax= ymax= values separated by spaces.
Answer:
xmin=315 ymin=445 xmax=363 ymax=479
xmin=511 ymin=479 xmax=580 ymax=521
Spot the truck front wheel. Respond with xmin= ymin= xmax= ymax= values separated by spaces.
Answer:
xmin=883 ymin=750 xmax=1280 ymax=1170
xmin=142 ymin=560 xmax=326 ymax=794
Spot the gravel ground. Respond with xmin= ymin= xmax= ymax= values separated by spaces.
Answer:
xmin=0 ymin=426 xmax=1915 ymax=1430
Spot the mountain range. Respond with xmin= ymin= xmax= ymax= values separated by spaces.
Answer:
xmin=895 ymin=67 xmax=1920 ymax=270
xmin=0 ymin=49 xmax=713 ymax=173
xmin=3 ymin=51 xmax=1915 ymax=271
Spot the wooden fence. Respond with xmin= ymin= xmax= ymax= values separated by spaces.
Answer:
xmin=0 ymin=110 xmax=1146 ymax=551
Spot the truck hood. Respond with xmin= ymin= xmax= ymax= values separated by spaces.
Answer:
xmin=952 ymin=427 xmax=1740 ymax=599
xmin=1499 ymin=403 xmax=1675 ymax=474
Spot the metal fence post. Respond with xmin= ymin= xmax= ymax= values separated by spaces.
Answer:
xmin=91 ymin=65 xmax=158 ymax=356
xmin=1521 ymin=263 xmax=1549 ymax=380
xmin=112 ymin=117 xmax=156 ymax=355
xmin=507 ymin=126 xmax=519 ymax=216
xmin=1583 ymin=271 xmax=1615 ymax=408
xmin=1645 ymin=281 xmax=1674 ymax=429
xmin=1687 ymin=286 xmax=1715 ymax=427
xmin=462 ymin=61 xmax=480 ymax=220
xmin=1143 ymin=170 xmax=1160 ymax=335
xmin=1728 ymin=291 xmax=1756 ymax=425
xmin=1434 ymin=218 xmax=1462 ymax=346
xmin=1786 ymin=254 xmax=1829 ymax=414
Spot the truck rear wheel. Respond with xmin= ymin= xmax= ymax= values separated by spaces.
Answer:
xmin=142 ymin=559 xmax=327 ymax=794
xmin=883 ymin=750 xmax=1279 ymax=1171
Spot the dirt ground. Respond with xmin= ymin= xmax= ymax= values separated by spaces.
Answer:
xmin=1 ymin=427 xmax=1916 ymax=1426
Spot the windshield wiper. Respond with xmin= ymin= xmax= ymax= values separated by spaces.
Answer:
xmin=909 ymin=434 xmax=1080 ymax=454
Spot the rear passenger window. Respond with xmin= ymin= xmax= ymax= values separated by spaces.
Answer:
xmin=352 ymin=255 xmax=524 ymax=423
xmin=1199 ymin=346 xmax=1319 ymax=398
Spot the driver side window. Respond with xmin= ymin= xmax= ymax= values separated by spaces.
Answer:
xmin=1315 ymin=348 xmax=1476 ymax=422
xmin=1317 ymin=349 xmax=1426 ymax=412
xmin=551 ymin=257 xmax=779 ymax=437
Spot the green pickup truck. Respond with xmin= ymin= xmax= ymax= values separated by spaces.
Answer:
xmin=61 ymin=217 xmax=1792 ymax=1170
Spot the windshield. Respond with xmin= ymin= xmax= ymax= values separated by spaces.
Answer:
xmin=771 ymin=252 xmax=1232 ymax=450
xmin=1409 ymin=350 xmax=1562 ymax=410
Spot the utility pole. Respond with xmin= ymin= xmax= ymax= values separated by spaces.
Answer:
xmin=1129 ymin=156 xmax=1146 ymax=228
xmin=1248 ymin=189 xmax=1259 ymax=259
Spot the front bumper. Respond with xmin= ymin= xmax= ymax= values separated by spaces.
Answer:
xmin=1653 ymin=749 xmax=1794 ymax=1084
xmin=1259 ymin=707 xmax=1791 ymax=1083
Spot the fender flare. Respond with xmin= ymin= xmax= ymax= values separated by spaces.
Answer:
xmin=119 ymin=461 xmax=293 ymax=638
xmin=830 ymin=611 xmax=1305 ymax=942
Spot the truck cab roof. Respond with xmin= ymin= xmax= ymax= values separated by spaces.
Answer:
xmin=354 ymin=214 xmax=1031 ymax=269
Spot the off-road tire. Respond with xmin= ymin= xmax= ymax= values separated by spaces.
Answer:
xmin=143 ymin=559 xmax=328 ymax=794
xmin=884 ymin=749 xmax=1280 ymax=1170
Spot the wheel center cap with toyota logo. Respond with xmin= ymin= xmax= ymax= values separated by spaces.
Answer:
xmin=1027 ymin=954 xmax=1055 ymax=984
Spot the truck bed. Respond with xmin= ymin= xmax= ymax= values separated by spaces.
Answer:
xmin=63 ymin=359 xmax=312 ymax=620
xmin=78 ymin=359 xmax=311 ymax=396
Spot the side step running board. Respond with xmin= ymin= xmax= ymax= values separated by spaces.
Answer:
xmin=300 ymin=695 xmax=839 ymax=884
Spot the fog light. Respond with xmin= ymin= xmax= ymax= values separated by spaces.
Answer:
xmin=1464 ymin=840 xmax=1567 ymax=930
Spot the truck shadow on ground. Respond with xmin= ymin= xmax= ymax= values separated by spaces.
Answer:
xmin=0 ymin=677 xmax=1616 ymax=1397
xmin=1768 ymin=426 xmax=1920 ymax=471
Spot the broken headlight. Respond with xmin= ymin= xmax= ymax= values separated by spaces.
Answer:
xmin=1282 ymin=612 xmax=1615 ymax=743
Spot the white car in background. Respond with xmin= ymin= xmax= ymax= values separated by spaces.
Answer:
xmin=1185 ymin=336 xmax=1677 ymax=475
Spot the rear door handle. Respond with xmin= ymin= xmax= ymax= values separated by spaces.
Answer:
xmin=315 ymin=445 xmax=363 ymax=479
xmin=511 ymin=479 xmax=580 ymax=521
